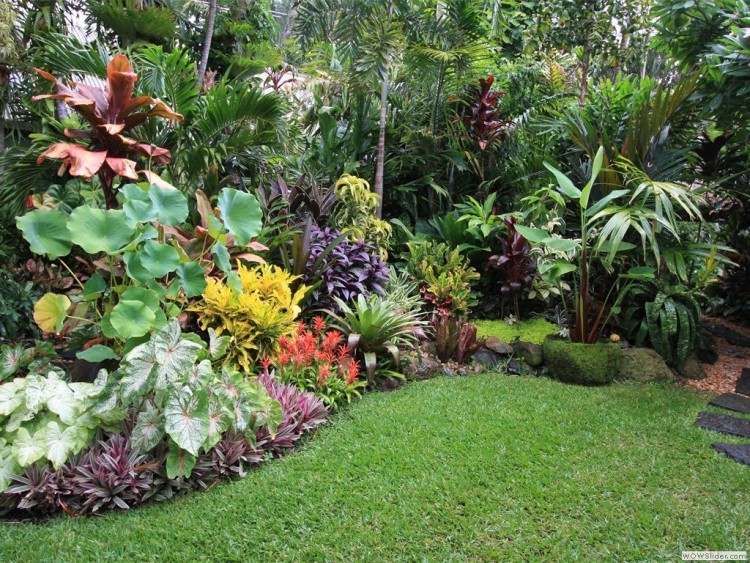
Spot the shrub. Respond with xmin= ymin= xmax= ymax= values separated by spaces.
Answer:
xmin=621 ymin=283 xmax=702 ymax=370
xmin=271 ymin=318 xmax=367 ymax=408
xmin=0 ymin=269 xmax=39 ymax=341
xmin=67 ymin=434 xmax=154 ymax=513
xmin=542 ymin=337 xmax=621 ymax=385
xmin=192 ymin=264 xmax=307 ymax=370
xmin=1 ymin=368 xmax=327 ymax=518
xmin=331 ymin=174 xmax=392 ymax=258
xmin=303 ymin=226 xmax=388 ymax=312
xmin=404 ymin=241 xmax=479 ymax=318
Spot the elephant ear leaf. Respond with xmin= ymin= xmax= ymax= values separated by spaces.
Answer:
xmin=33 ymin=293 xmax=71 ymax=333
xmin=166 ymin=445 xmax=196 ymax=479
xmin=16 ymin=209 xmax=72 ymax=259
xmin=68 ymin=207 xmax=135 ymax=254
xmin=164 ymin=389 xmax=209 ymax=456
xmin=217 ymin=188 xmax=263 ymax=245
xmin=12 ymin=428 xmax=46 ymax=467
xmin=148 ymin=183 xmax=189 ymax=226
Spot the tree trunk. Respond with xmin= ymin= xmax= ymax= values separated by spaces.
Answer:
xmin=373 ymin=76 xmax=388 ymax=219
xmin=578 ymin=49 xmax=589 ymax=106
xmin=196 ymin=0 xmax=218 ymax=88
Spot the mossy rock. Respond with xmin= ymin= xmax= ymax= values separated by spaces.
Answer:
xmin=474 ymin=318 xmax=557 ymax=345
xmin=617 ymin=347 xmax=675 ymax=383
xmin=542 ymin=336 xmax=621 ymax=385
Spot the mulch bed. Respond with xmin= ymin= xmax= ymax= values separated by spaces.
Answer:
xmin=679 ymin=317 xmax=750 ymax=395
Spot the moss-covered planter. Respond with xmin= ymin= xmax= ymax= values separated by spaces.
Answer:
xmin=542 ymin=336 xmax=621 ymax=385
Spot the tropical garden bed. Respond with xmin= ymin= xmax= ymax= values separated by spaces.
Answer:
xmin=0 ymin=0 xmax=748 ymax=556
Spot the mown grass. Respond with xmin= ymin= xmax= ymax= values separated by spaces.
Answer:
xmin=1 ymin=375 xmax=748 ymax=562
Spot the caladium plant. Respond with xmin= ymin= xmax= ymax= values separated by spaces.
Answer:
xmin=32 ymin=54 xmax=183 ymax=208
xmin=97 ymin=320 xmax=282 ymax=479
xmin=0 ymin=368 xmax=118 ymax=493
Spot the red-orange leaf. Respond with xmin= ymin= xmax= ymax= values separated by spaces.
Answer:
xmin=37 ymin=143 xmax=108 ymax=178
xmin=105 ymin=157 xmax=138 ymax=180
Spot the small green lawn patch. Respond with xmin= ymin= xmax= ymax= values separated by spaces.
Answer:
xmin=475 ymin=318 xmax=557 ymax=344
xmin=1 ymin=376 xmax=747 ymax=561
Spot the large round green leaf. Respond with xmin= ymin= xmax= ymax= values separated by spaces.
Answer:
xmin=110 ymin=299 xmax=156 ymax=339
xmin=217 ymin=188 xmax=262 ymax=245
xmin=33 ymin=293 xmax=71 ymax=333
xmin=148 ymin=184 xmax=188 ymax=226
xmin=123 ymin=252 xmax=151 ymax=283
xmin=68 ymin=207 xmax=136 ymax=254
xmin=140 ymin=241 xmax=180 ymax=278
xmin=16 ymin=209 xmax=72 ymax=259
xmin=175 ymin=262 xmax=207 ymax=297
xmin=120 ymin=183 xmax=156 ymax=225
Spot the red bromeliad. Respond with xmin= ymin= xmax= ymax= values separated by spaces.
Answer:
xmin=272 ymin=321 xmax=365 ymax=407
xmin=32 ymin=54 xmax=183 ymax=209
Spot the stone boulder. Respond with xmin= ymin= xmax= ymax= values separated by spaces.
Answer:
xmin=680 ymin=354 xmax=707 ymax=380
xmin=514 ymin=341 xmax=544 ymax=367
xmin=617 ymin=347 xmax=675 ymax=383
xmin=484 ymin=337 xmax=514 ymax=355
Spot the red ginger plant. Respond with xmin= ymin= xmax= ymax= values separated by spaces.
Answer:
xmin=32 ymin=54 xmax=183 ymax=209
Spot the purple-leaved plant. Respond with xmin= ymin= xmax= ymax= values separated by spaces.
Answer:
xmin=257 ymin=371 xmax=328 ymax=454
xmin=303 ymin=226 xmax=388 ymax=311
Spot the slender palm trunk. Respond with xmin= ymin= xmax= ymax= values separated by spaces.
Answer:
xmin=196 ymin=0 xmax=218 ymax=88
xmin=373 ymin=76 xmax=388 ymax=219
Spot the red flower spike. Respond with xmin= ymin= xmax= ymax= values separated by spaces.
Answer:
xmin=346 ymin=360 xmax=360 ymax=384
xmin=312 ymin=315 xmax=326 ymax=335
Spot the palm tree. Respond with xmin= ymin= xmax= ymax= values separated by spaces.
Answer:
xmin=294 ymin=0 xmax=404 ymax=218
xmin=196 ymin=0 xmax=218 ymax=87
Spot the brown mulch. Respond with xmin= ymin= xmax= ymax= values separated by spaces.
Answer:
xmin=678 ymin=317 xmax=750 ymax=395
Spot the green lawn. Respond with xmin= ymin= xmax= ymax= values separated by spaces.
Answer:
xmin=1 ymin=375 xmax=748 ymax=561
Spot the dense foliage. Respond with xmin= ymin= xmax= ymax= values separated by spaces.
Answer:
xmin=0 ymin=0 xmax=748 ymax=520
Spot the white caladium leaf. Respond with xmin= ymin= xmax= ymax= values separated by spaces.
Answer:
xmin=69 ymin=381 xmax=99 ymax=399
xmin=5 ymin=407 xmax=35 ymax=433
xmin=205 ymin=398 xmax=231 ymax=450
xmin=44 ymin=421 xmax=80 ymax=469
xmin=0 ymin=344 xmax=25 ymax=378
xmin=166 ymin=445 xmax=196 ymax=479
xmin=208 ymin=328 xmax=231 ymax=360
xmin=45 ymin=378 xmax=79 ymax=425
xmin=188 ymin=360 xmax=213 ymax=389
xmin=0 ymin=452 xmax=19 ymax=492
xmin=152 ymin=320 xmax=202 ymax=388
xmin=131 ymin=402 xmax=165 ymax=453
xmin=24 ymin=374 xmax=52 ymax=413
xmin=164 ymin=389 xmax=209 ymax=456
xmin=119 ymin=341 xmax=158 ymax=402
xmin=12 ymin=427 xmax=46 ymax=467
xmin=0 ymin=379 xmax=23 ymax=416
xmin=253 ymin=395 xmax=283 ymax=437
xmin=233 ymin=397 xmax=254 ymax=434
